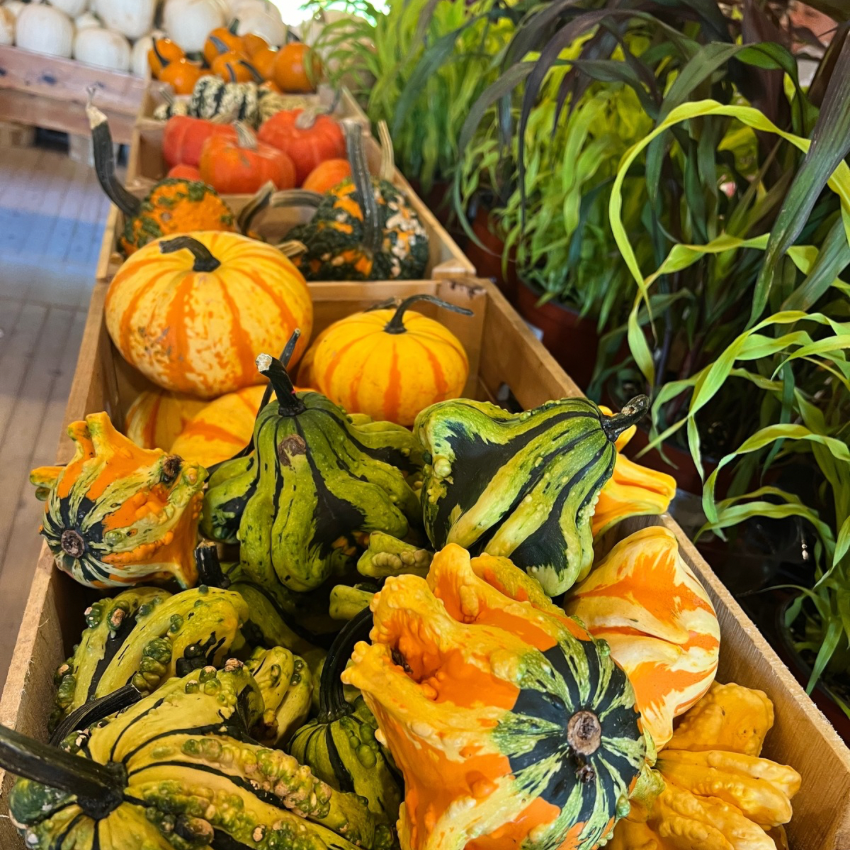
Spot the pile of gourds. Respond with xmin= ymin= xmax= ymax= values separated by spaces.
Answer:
xmin=6 ymin=304 xmax=804 ymax=848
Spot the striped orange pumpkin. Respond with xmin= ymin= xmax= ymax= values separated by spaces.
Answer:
xmin=105 ymin=232 xmax=313 ymax=399
xmin=124 ymin=389 xmax=207 ymax=451
xmin=306 ymin=294 xmax=472 ymax=426
xmin=564 ymin=526 xmax=720 ymax=748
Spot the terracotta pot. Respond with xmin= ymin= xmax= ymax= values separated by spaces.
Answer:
xmin=775 ymin=597 xmax=850 ymax=744
xmin=464 ymin=206 xmax=520 ymax=305
xmin=516 ymin=281 xmax=600 ymax=390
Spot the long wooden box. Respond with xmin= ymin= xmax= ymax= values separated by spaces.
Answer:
xmin=0 ymin=45 xmax=145 ymax=143
xmin=1 ymin=278 xmax=849 ymax=849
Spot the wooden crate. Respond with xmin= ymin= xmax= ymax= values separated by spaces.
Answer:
xmin=0 ymin=278 xmax=849 ymax=848
xmin=0 ymin=45 xmax=146 ymax=144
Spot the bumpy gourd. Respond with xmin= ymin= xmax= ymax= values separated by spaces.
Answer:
xmin=415 ymin=395 xmax=649 ymax=596
xmin=592 ymin=407 xmax=677 ymax=537
xmin=564 ymin=526 xmax=720 ymax=747
xmin=5 ymin=663 xmax=382 ymax=850
xmin=609 ymin=683 xmax=801 ymax=850
xmin=357 ymin=531 xmax=432 ymax=579
xmin=190 ymin=74 xmax=260 ymax=124
xmin=30 ymin=412 xmax=205 ymax=589
xmin=51 ymin=585 xmax=248 ymax=730
xmin=289 ymin=611 xmax=403 ymax=828
xmin=202 ymin=352 xmax=423 ymax=592
xmin=344 ymin=544 xmax=647 ymax=850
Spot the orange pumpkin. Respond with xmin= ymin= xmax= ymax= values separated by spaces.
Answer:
xmin=564 ymin=525 xmax=721 ymax=748
xmin=203 ymin=27 xmax=243 ymax=66
xmin=302 ymin=158 xmax=352 ymax=193
xmin=124 ymin=389 xmax=207 ymax=450
xmin=273 ymin=42 xmax=321 ymax=93
xmin=148 ymin=37 xmax=184 ymax=78
xmin=166 ymin=164 xmax=203 ymax=180
xmin=105 ymin=232 xmax=313 ymax=398
xmin=251 ymin=45 xmax=278 ymax=81
xmin=211 ymin=51 xmax=257 ymax=83
xmin=307 ymin=294 xmax=472 ymax=426
xmin=199 ymin=122 xmax=296 ymax=194
xmin=159 ymin=58 xmax=204 ymax=95
xmin=242 ymin=32 xmax=270 ymax=58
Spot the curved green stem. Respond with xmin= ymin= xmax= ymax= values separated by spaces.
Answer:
xmin=195 ymin=543 xmax=229 ymax=589
xmin=49 ymin=685 xmax=142 ymax=747
xmin=343 ymin=122 xmax=381 ymax=255
xmin=319 ymin=608 xmax=373 ymax=719
xmin=256 ymin=345 xmax=306 ymax=417
xmin=383 ymin=294 xmax=474 ymax=335
xmin=0 ymin=725 xmax=124 ymax=819
xmin=600 ymin=395 xmax=650 ymax=442
xmin=208 ymin=34 xmax=230 ymax=57
xmin=159 ymin=236 xmax=222 ymax=272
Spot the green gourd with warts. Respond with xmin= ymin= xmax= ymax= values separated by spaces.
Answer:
xmin=201 ymin=348 xmax=423 ymax=593
xmin=414 ymin=396 xmax=649 ymax=596
xmin=289 ymin=611 xmax=403 ymax=828
xmin=4 ymin=663 xmax=385 ymax=850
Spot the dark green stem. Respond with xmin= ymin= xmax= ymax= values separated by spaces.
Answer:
xmin=319 ymin=608 xmax=373 ymax=719
xmin=384 ymin=294 xmax=474 ymax=335
xmin=159 ymin=236 xmax=222 ymax=272
xmin=209 ymin=34 xmax=230 ymax=56
xmin=152 ymin=40 xmax=171 ymax=72
xmin=600 ymin=395 xmax=649 ymax=442
xmin=343 ymin=122 xmax=382 ymax=255
xmin=0 ymin=725 xmax=124 ymax=819
xmin=86 ymin=89 xmax=141 ymax=219
xmin=194 ymin=543 xmax=229 ymax=589
xmin=49 ymin=685 xmax=142 ymax=747
xmin=256 ymin=345 xmax=306 ymax=417
xmin=240 ymin=59 xmax=264 ymax=84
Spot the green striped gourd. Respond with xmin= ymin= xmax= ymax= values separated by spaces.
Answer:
xmin=201 ymin=352 xmax=423 ymax=593
xmin=414 ymin=395 xmax=649 ymax=596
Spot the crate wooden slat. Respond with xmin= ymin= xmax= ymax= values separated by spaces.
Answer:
xmin=1 ymin=277 xmax=849 ymax=848
xmin=0 ymin=46 xmax=145 ymax=143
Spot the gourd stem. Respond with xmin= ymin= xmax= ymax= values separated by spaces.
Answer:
xmin=319 ymin=608 xmax=373 ymax=719
xmin=240 ymin=59 xmax=264 ymax=84
xmin=235 ymin=121 xmax=258 ymax=151
xmin=343 ymin=122 xmax=382 ymax=255
xmin=384 ymin=294 xmax=474 ymax=335
xmin=600 ymin=395 xmax=649 ymax=442
xmin=256 ymin=348 xmax=306 ymax=417
xmin=152 ymin=41 xmax=171 ymax=73
xmin=49 ymin=684 xmax=142 ymax=747
xmin=86 ymin=89 xmax=142 ymax=219
xmin=236 ymin=181 xmax=276 ymax=233
xmin=378 ymin=120 xmax=394 ymax=183
xmin=0 ymin=725 xmax=124 ymax=819
xmin=159 ymin=236 xmax=222 ymax=272
xmin=194 ymin=543 xmax=229 ymax=589
xmin=239 ymin=188 xmax=322 ymax=235
xmin=209 ymin=34 xmax=231 ymax=57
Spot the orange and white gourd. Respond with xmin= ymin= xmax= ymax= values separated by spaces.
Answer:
xmin=124 ymin=389 xmax=207 ymax=450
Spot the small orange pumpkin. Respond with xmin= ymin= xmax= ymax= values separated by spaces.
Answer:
xmin=105 ymin=232 xmax=313 ymax=398
xmin=148 ymin=37 xmax=184 ymax=78
xmin=159 ymin=57 xmax=204 ymax=95
xmin=307 ymin=294 xmax=472 ymax=426
xmin=203 ymin=27 xmax=243 ymax=66
xmin=273 ymin=42 xmax=321 ymax=93
xmin=125 ymin=389 xmax=207 ymax=450
xmin=251 ymin=45 xmax=278 ymax=81
xmin=166 ymin=163 xmax=203 ymax=180
xmin=242 ymin=32 xmax=270 ymax=59
xmin=302 ymin=158 xmax=352 ymax=193
xmin=211 ymin=51 xmax=258 ymax=83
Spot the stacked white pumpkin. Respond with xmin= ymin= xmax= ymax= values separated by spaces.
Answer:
xmin=0 ymin=0 xmax=285 ymax=75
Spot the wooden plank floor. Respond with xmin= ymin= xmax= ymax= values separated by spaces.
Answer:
xmin=0 ymin=142 xmax=111 ymax=691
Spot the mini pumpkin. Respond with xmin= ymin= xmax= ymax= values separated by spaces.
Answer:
xmin=415 ymin=395 xmax=649 ymax=596
xmin=202 ymin=25 xmax=242 ymax=65
xmin=147 ymin=36 xmax=184 ymax=76
xmin=162 ymin=114 xmax=238 ymax=168
xmin=105 ymin=232 xmax=312 ymax=397
xmin=273 ymin=42 xmax=321 ymax=92
xmin=190 ymin=74 xmax=260 ymax=124
xmin=564 ymin=525 xmax=720 ymax=748
xmin=303 ymin=157 xmax=352 ymax=193
xmin=30 ymin=412 xmax=205 ymax=589
xmin=307 ymin=294 xmax=472 ymax=426
xmin=159 ymin=56 xmax=205 ymax=95
xmin=344 ymin=544 xmax=647 ymax=850
xmin=124 ymin=388 xmax=207 ymax=451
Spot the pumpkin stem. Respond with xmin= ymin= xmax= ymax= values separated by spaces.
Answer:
xmin=240 ymin=59 xmax=264 ymax=84
xmin=600 ymin=395 xmax=649 ymax=442
xmin=152 ymin=40 xmax=172 ymax=72
xmin=319 ymin=607 xmax=373 ymax=719
xmin=86 ymin=88 xmax=142 ymax=219
xmin=195 ymin=543 xmax=229 ymax=589
xmin=234 ymin=121 xmax=258 ymax=150
xmin=343 ymin=121 xmax=382 ymax=255
xmin=159 ymin=236 xmax=222 ymax=272
xmin=49 ymin=684 xmax=142 ymax=747
xmin=384 ymin=294 xmax=473 ymax=335
xmin=377 ymin=120 xmax=394 ymax=182
xmin=0 ymin=725 xmax=125 ymax=819
xmin=239 ymin=188 xmax=322 ymax=235
xmin=294 ymin=107 xmax=319 ymax=130
xmin=256 ymin=347 xmax=306 ymax=417
xmin=208 ymin=34 xmax=231 ymax=57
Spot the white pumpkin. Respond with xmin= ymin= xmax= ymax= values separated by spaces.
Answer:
xmin=130 ymin=29 xmax=164 ymax=77
xmin=74 ymin=10 xmax=101 ymax=29
xmin=0 ymin=7 xmax=13 ymax=45
xmin=230 ymin=0 xmax=281 ymax=22
xmin=2 ymin=1 xmax=26 ymax=19
xmin=235 ymin=9 xmax=285 ymax=44
xmin=15 ymin=4 xmax=73 ymax=57
xmin=163 ymin=0 xmax=225 ymax=52
xmin=73 ymin=26 xmax=131 ymax=70
xmin=49 ymin=0 xmax=88 ymax=17
xmin=92 ymin=0 xmax=155 ymax=39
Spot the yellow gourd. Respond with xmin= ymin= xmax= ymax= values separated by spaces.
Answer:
xmin=124 ymin=389 xmax=207 ymax=450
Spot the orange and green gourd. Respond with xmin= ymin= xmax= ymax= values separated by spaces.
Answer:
xmin=3 ymin=663 xmax=382 ymax=850
xmin=308 ymin=294 xmax=473 ymax=426
xmin=343 ymin=543 xmax=648 ymax=850
xmin=564 ymin=526 xmax=720 ymax=748
xmin=124 ymin=388 xmax=207 ymax=451
xmin=609 ymin=682 xmax=801 ymax=850
xmin=30 ymin=412 xmax=205 ymax=589
xmin=87 ymin=98 xmax=237 ymax=256
xmin=592 ymin=407 xmax=677 ymax=538
xmin=105 ymin=232 xmax=312 ymax=398
xmin=415 ymin=395 xmax=649 ymax=596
